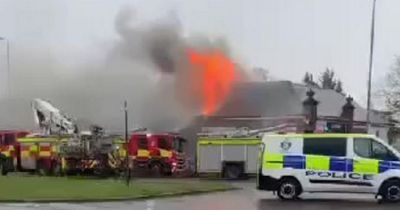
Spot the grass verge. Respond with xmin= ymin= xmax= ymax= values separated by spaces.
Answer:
xmin=0 ymin=176 xmax=236 ymax=202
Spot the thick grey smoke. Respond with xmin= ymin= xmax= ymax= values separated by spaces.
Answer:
xmin=0 ymin=7 xmax=236 ymax=133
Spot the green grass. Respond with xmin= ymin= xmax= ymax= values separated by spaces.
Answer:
xmin=0 ymin=176 xmax=235 ymax=202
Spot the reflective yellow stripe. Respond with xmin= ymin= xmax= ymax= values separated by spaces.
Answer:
xmin=2 ymin=151 xmax=10 ymax=157
xmin=160 ymin=149 xmax=172 ymax=158
xmin=39 ymin=151 xmax=51 ymax=157
xmin=306 ymin=155 xmax=330 ymax=170
xmin=119 ymin=149 xmax=127 ymax=157
xmin=264 ymin=153 xmax=283 ymax=169
xmin=137 ymin=149 xmax=150 ymax=157
xmin=51 ymin=145 xmax=58 ymax=153
xmin=18 ymin=138 xmax=61 ymax=143
xmin=21 ymin=151 xmax=30 ymax=158
xmin=30 ymin=145 xmax=38 ymax=152
xmin=114 ymin=139 xmax=125 ymax=144
xmin=1 ymin=146 xmax=13 ymax=157
xmin=20 ymin=144 xmax=32 ymax=157
xmin=353 ymin=159 xmax=379 ymax=174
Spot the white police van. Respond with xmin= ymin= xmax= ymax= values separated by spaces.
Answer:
xmin=257 ymin=133 xmax=400 ymax=202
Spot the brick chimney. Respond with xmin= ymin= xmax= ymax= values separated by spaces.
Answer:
xmin=303 ymin=89 xmax=319 ymax=133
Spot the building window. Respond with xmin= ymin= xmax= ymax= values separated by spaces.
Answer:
xmin=303 ymin=138 xmax=347 ymax=157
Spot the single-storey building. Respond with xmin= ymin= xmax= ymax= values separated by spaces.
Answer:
xmin=180 ymin=80 xmax=396 ymax=158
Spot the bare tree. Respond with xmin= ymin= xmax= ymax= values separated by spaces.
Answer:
xmin=385 ymin=57 xmax=400 ymax=118
xmin=335 ymin=80 xmax=344 ymax=94
xmin=303 ymin=72 xmax=319 ymax=87
xmin=319 ymin=68 xmax=337 ymax=89
xmin=316 ymin=68 xmax=344 ymax=94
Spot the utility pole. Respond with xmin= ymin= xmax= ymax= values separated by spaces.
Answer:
xmin=0 ymin=37 xmax=10 ymax=97
xmin=366 ymin=0 xmax=377 ymax=130
xmin=124 ymin=100 xmax=130 ymax=186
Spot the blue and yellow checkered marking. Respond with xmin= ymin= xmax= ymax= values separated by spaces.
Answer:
xmin=263 ymin=153 xmax=400 ymax=174
xmin=283 ymin=155 xmax=305 ymax=169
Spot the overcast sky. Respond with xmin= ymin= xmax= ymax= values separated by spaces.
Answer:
xmin=0 ymin=0 xmax=399 ymax=108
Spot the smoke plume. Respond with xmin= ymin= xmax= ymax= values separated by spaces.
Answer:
xmin=0 ymin=7 xmax=244 ymax=133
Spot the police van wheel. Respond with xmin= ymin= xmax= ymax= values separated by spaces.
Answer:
xmin=380 ymin=180 xmax=400 ymax=203
xmin=277 ymin=178 xmax=302 ymax=200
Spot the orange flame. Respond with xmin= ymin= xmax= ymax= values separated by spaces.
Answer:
xmin=187 ymin=49 xmax=236 ymax=116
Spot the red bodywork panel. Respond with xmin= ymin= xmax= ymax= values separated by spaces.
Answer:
xmin=128 ymin=133 xmax=174 ymax=155
xmin=0 ymin=130 xmax=30 ymax=152
xmin=127 ymin=132 xmax=187 ymax=174
xmin=127 ymin=132 xmax=180 ymax=161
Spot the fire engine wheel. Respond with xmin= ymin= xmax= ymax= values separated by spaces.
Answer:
xmin=0 ymin=158 xmax=11 ymax=176
xmin=150 ymin=162 xmax=164 ymax=177
xmin=223 ymin=165 xmax=242 ymax=179
xmin=37 ymin=161 xmax=50 ymax=176
xmin=52 ymin=162 xmax=62 ymax=176
xmin=0 ymin=160 xmax=7 ymax=176
xmin=94 ymin=168 xmax=112 ymax=178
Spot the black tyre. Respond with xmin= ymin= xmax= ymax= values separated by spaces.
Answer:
xmin=162 ymin=165 xmax=172 ymax=176
xmin=37 ymin=161 xmax=50 ymax=176
xmin=223 ymin=165 xmax=242 ymax=179
xmin=149 ymin=162 xmax=163 ymax=177
xmin=52 ymin=162 xmax=62 ymax=176
xmin=0 ymin=161 xmax=7 ymax=176
xmin=277 ymin=178 xmax=302 ymax=200
xmin=380 ymin=180 xmax=400 ymax=203
xmin=1 ymin=158 xmax=10 ymax=176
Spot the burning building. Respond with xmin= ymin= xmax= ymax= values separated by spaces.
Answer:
xmin=180 ymin=80 xmax=395 ymax=158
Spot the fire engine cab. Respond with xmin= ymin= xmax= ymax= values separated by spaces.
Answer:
xmin=127 ymin=132 xmax=187 ymax=176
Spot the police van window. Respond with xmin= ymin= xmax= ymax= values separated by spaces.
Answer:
xmin=353 ymin=138 xmax=371 ymax=158
xmin=354 ymin=138 xmax=399 ymax=161
xmin=138 ymin=136 xmax=148 ymax=149
xmin=303 ymin=138 xmax=346 ymax=157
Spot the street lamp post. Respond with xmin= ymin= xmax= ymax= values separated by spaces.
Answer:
xmin=366 ymin=0 xmax=377 ymax=130
xmin=0 ymin=37 xmax=10 ymax=96
xmin=124 ymin=100 xmax=130 ymax=186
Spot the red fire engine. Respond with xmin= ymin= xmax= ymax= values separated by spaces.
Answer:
xmin=0 ymin=131 xmax=62 ymax=175
xmin=119 ymin=132 xmax=188 ymax=176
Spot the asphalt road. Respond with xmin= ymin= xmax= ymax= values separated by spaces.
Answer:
xmin=1 ymin=181 xmax=399 ymax=210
